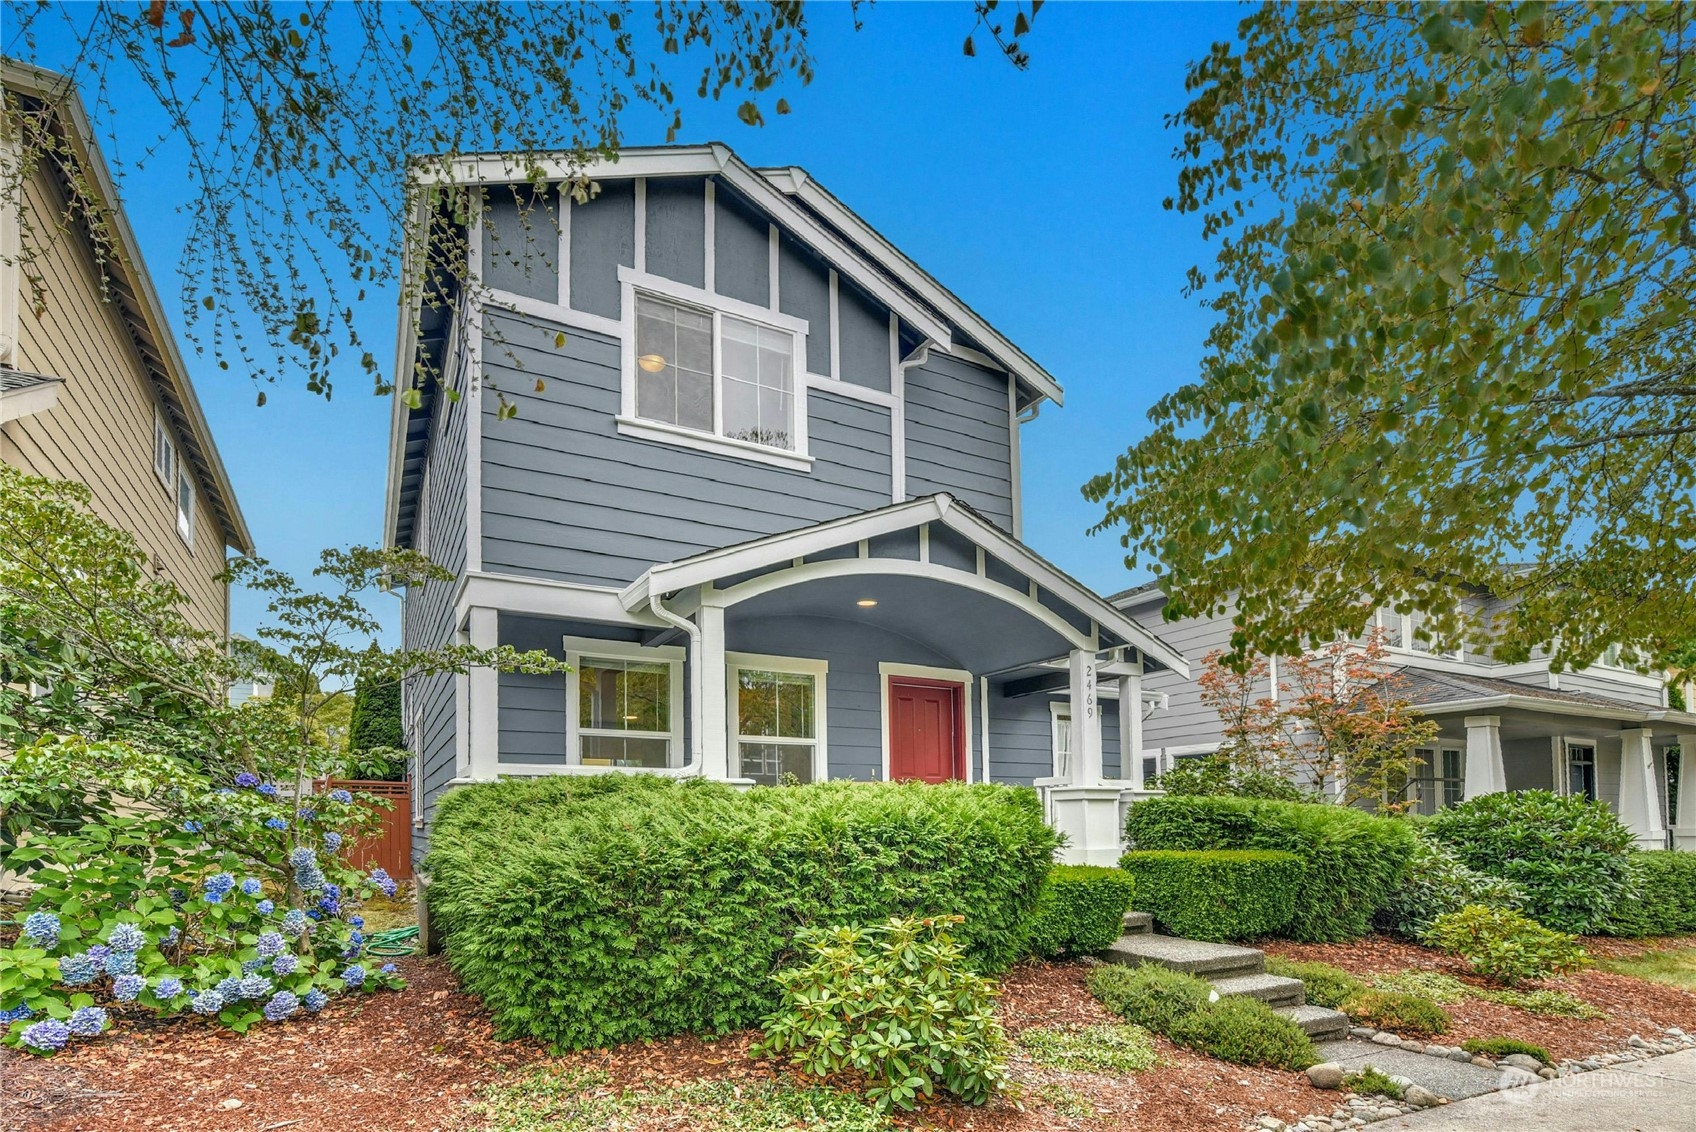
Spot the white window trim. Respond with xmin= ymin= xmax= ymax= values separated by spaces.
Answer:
xmin=564 ymin=636 xmax=686 ymax=769
xmin=1405 ymin=744 xmax=1465 ymax=812
xmin=877 ymin=662 xmax=973 ymax=784
xmin=726 ymin=651 xmax=828 ymax=784
xmin=616 ymin=266 xmax=813 ymax=471
xmin=1561 ymin=737 xmax=1599 ymax=800
xmin=153 ymin=408 xmax=176 ymax=490
xmin=175 ymin=465 xmax=195 ymax=551
xmin=1048 ymin=701 xmax=1072 ymax=783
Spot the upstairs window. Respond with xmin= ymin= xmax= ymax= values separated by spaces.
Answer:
xmin=154 ymin=411 xmax=176 ymax=488
xmin=634 ymin=293 xmax=797 ymax=451
xmin=155 ymin=410 xmax=194 ymax=549
xmin=175 ymin=467 xmax=195 ymax=548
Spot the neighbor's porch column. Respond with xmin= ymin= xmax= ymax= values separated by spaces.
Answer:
xmin=1462 ymin=715 xmax=1505 ymax=799
xmin=698 ymin=600 xmax=731 ymax=781
xmin=1119 ymin=660 xmax=1145 ymax=791
xmin=1674 ymin=732 xmax=1696 ymax=852
xmin=1619 ymin=728 xmax=1666 ymax=849
xmin=466 ymin=605 xmax=500 ymax=781
xmin=1049 ymin=649 xmax=1121 ymax=866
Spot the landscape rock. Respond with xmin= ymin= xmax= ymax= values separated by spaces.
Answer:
xmin=1471 ymin=1056 xmax=1494 ymax=1068
xmin=1371 ymin=1032 xmax=1401 ymax=1046
xmin=1403 ymin=1085 xmax=1441 ymax=1108
xmin=1500 ymin=1053 xmax=1545 ymax=1072
xmin=1307 ymin=1062 xmax=1346 ymax=1090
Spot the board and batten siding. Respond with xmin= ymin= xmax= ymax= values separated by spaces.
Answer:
xmin=1 ymin=163 xmax=227 ymax=636
xmin=478 ymin=310 xmax=893 ymax=588
xmin=403 ymin=327 xmax=471 ymax=863
xmin=903 ymin=351 xmax=1014 ymax=530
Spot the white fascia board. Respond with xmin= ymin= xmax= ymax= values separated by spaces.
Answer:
xmin=937 ymin=505 xmax=1190 ymax=678
xmin=621 ymin=496 xmax=952 ymax=611
xmin=459 ymin=571 xmax=667 ymax=628
xmin=0 ymin=377 xmax=60 ymax=423
xmin=760 ymin=166 xmax=1065 ymax=408
xmin=420 ymin=145 xmax=953 ymax=349
xmin=1415 ymin=694 xmax=1659 ymax=725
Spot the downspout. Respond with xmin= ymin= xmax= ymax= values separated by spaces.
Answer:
xmin=648 ymin=589 xmax=705 ymax=777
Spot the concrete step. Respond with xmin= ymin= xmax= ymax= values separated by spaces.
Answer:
xmin=1122 ymin=910 xmax=1154 ymax=935
xmin=1277 ymin=1004 xmax=1352 ymax=1042
xmin=1209 ymin=972 xmax=1306 ymax=1009
xmin=1102 ymin=933 xmax=1265 ymax=978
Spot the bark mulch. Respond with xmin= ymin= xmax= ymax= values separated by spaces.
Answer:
xmin=1262 ymin=933 xmax=1696 ymax=1063
xmin=2 ymin=957 xmax=1319 ymax=1132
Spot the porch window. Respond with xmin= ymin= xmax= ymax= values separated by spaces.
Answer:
xmin=564 ymin=637 xmax=686 ymax=769
xmin=1398 ymin=746 xmax=1464 ymax=814
xmin=728 ymin=654 xmax=826 ymax=786
xmin=634 ymin=292 xmax=797 ymax=451
xmin=1050 ymin=705 xmax=1072 ymax=779
xmin=1567 ymin=743 xmax=1597 ymax=801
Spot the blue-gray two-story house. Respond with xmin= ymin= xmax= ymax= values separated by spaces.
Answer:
xmin=384 ymin=144 xmax=1187 ymax=869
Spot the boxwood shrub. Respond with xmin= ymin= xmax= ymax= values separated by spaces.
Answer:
xmin=424 ymin=776 xmax=1059 ymax=1050
xmin=1125 ymin=796 xmax=1416 ymax=940
xmin=1022 ymin=865 xmax=1136 ymax=958
xmin=1603 ymin=851 xmax=1696 ymax=938
xmin=1118 ymin=850 xmax=1301 ymax=941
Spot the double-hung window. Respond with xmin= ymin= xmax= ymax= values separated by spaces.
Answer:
xmin=1567 ymin=743 xmax=1597 ymax=801
xmin=728 ymin=653 xmax=826 ymax=786
xmin=565 ymin=638 xmax=685 ymax=769
xmin=155 ymin=410 xmax=194 ymax=549
xmin=1399 ymin=746 xmax=1464 ymax=814
xmin=618 ymin=270 xmax=810 ymax=467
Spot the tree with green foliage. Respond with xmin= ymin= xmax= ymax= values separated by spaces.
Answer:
xmin=348 ymin=680 xmax=403 ymax=752
xmin=1088 ymin=3 xmax=1695 ymax=672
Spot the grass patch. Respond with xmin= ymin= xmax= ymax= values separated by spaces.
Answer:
xmin=1462 ymin=1037 xmax=1552 ymax=1066
xmin=355 ymin=888 xmax=418 ymax=934
xmin=1019 ymin=1024 xmax=1158 ymax=1074
xmin=1597 ymin=947 xmax=1696 ymax=992
xmin=1342 ymin=1067 xmax=1402 ymax=1099
xmin=1036 ymin=1082 xmax=1097 ymax=1118
xmin=474 ymin=1066 xmax=891 ymax=1132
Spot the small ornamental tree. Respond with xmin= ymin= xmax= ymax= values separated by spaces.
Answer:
xmin=0 ymin=465 xmax=564 ymax=1053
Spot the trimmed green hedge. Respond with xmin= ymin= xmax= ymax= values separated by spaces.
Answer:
xmin=1604 ymin=851 xmax=1696 ymax=938
xmin=348 ymin=679 xmax=403 ymax=750
xmin=1023 ymin=865 xmax=1136 ymax=958
xmin=1125 ymin=796 xmax=1416 ymax=941
xmin=1119 ymin=850 xmax=1301 ymax=941
xmin=424 ymin=776 xmax=1059 ymax=1050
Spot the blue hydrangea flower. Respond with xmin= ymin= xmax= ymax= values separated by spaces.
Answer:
xmin=367 ymin=868 xmax=398 ymax=898
xmin=328 ymin=789 xmax=353 ymax=804
xmin=271 ymin=953 xmax=299 ymax=976
xmin=302 ymin=988 xmax=328 ymax=1013
xmin=103 ymin=949 xmax=138 ymax=977
xmin=21 ymin=911 xmax=60 ymax=949
xmin=203 ymin=873 xmax=237 ymax=905
xmin=182 ymin=820 xmax=202 ymax=834
xmin=191 ymin=989 xmax=224 ymax=1015
xmin=234 ymin=771 xmax=260 ymax=789
xmin=215 ymin=976 xmax=246 ymax=1002
xmin=67 ymin=1006 xmax=108 ymax=1037
xmin=203 ymin=891 xmax=223 ymax=905
xmin=317 ymin=893 xmax=340 ymax=917
xmin=107 ymin=922 xmax=146 ymax=953
xmin=340 ymin=964 xmax=366 ymax=989
xmin=0 ymin=1003 xmax=34 ymax=1023
xmin=162 ymin=927 xmax=181 ymax=947
xmin=239 ymin=974 xmax=273 ymax=1001
xmin=240 ymin=878 xmax=263 ymax=897
xmin=298 ymin=808 xmax=317 ymax=821
xmin=20 ymin=1019 xmax=71 ymax=1051
xmin=87 ymin=945 xmax=111 ymax=963
xmin=256 ymin=931 xmax=285 ymax=958
xmin=154 ymin=976 xmax=185 ymax=1000
xmin=346 ymin=915 xmax=363 ymax=930
xmin=265 ymin=817 xmax=288 ymax=831
xmin=280 ymin=909 xmax=308 ymax=936
xmin=256 ymin=899 xmax=275 ymax=916
xmin=57 ymin=952 xmax=98 ymax=986
xmin=262 ymin=990 xmax=300 ymax=1022
xmin=289 ymin=847 xmax=326 ymax=891
xmin=257 ymin=783 xmax=279 ymax=797
xmin=380 ymin=963 xmax=397 ymax=975
xmin=112 ymin=974 xmax=146 ymax=1002
xmin=323 ymin=831 xmax=343 ymax=852
xmin=241 ymin=959 xmax=265 ymax=974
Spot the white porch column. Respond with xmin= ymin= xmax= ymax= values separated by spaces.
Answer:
xmin=1462 ymin=715 xmax=1505 ymax=799
xmin=466 ymin=605 xmax=500 ymax=781
xmin=1050 ymin=649 xmax=1120 ymax=866
xmin=1119 ymin=662 xmax=1145 ymax=791
xmin=1674 ymin=733 xmax=1696 ymax=852
xmin=1618 ymin=728 xmax=1666 ymax=849
xmin=698 ymin=601 xmax=731 ymax=781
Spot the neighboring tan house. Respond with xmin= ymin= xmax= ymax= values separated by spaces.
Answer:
xmin=0 ymin=60 xmax=251 ymax=636
xmin=1112 ymin=583 xmax=1696 ymax=852
xmin=386 ymin=144 xmax=1186 ymax=868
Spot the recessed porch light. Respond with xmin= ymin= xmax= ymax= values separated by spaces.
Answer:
xmin=637 ymin=353 xmax=667 ymax=373
xmin=856 ymin=599 xmax=878 ymax=608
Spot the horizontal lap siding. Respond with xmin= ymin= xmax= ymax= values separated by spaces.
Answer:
xmin=988 ymin=692 xmax=1122 ymax=786
xmin=479 ymin=311 xmax=892 ymax=587
xmin=1552 ymin=669 xmax=1666 ymax=708
xmin=1123 ymin=599 xmax=1244 ymax=754
xmin=903 ymin=353 xmax=1013 ymax=529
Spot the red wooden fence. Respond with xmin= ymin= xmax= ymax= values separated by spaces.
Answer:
xmin=320 ymin=778 xmax=413 ymax=881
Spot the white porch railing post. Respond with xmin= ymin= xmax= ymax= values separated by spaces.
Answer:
xmin=1675 ymin=733 xmax=1696 ymax=852
xmin=1462 ymin=715 xmax=1505 ymax=799
xmin=1050 ymin=649 xmax=1120 ymax=865
xmin=1069 ymin=649 xmax=1103 ymax=787
xmin=1619 ymin=728 xmax=1665 ymax=849
xmin=698 ymin=600 xmax=731 ymax=781
xmin=466 ymin=605 xmax=500 ymax=781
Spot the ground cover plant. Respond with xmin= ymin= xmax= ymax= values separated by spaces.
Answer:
xmin=1119 ymin=849 xmax=1301 ymax=941
xmin=1087 ymin=963 xmax=1214 ymax=1034
xmin=1125 ymin=795 xmax=1416 ymax=940
xmin=1342 ymin=1068 xmax=1402 ymax=1100
xmin=1426 ymin=791 xmax=1633 ymax=934
xmin=1087 ymin=963 xmax=1317 ymax=1070
xmin=1018 ymin=1023 xmax=1158 ymax=1074
xmin=1461 ymin=1037 xmax=1552 ymax=1066
xmin=1597 ymin=947 xmax=1696 ymax=992
xmin=1422 ymin=905 xmax=1589 ymax=986
xmin=1022 ymin=864 xmax=1136 ymax=958
xmin=1368 ymin=969 xmax=1600 ymax=1019
xmin=1264 ymin=957 xmax=1364 ymax=1009
xmin=425 ymin=775 xmax=1057 ymax=1051
xmin=1340 ymin=989 xmax=1450 ymax=1036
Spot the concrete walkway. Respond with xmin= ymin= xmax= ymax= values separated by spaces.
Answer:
xmin=1370 ymin=1047 xmax=1696 ymax=1132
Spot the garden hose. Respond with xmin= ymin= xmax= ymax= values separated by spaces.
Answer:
xmin=364 ymin=924 xmax=420 ymax=957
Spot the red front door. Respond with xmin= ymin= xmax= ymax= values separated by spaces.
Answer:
xmin=888 ymin=677 xmax=964 ymax=783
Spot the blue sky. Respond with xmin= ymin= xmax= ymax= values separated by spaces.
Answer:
xmin=17 ymin=2 xmax=1244 ymax=642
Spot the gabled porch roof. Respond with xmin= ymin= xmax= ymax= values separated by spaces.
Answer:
xmin=618 ymin=493 xmax=1188 ymax=677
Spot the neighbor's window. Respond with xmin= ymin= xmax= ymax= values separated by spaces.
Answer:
xmin=634 ymin=293 xmax=796 ymax=451
xmin=577 ymin=656 xmax=673 ymax=768
xmin=154 ymin=412 xmax=176 ymax=488
xmin=1398 ymin=747 xmax=1464 ymax=815
xmin=734 ymin=667 xmax=818 ymax=785
xmin=1567 ymin=743 xmax=1597 ymax=801
xmin=175 ymin=466 xmax=195 ymax=548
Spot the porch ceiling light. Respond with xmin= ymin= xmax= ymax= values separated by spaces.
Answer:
xmin=637 ymin=353 xmax=667 ymax=373
xmin=856 ymin=599 xmax=878 ymax=608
